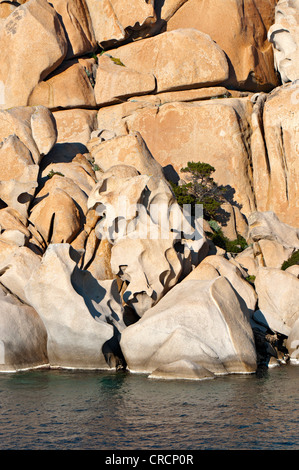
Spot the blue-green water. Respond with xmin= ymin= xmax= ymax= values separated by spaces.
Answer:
xmin=0 ymin=365 xmax=298 ymax=450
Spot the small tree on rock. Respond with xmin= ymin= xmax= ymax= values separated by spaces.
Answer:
xmin=171 ymin=161 xmax=226 ymax=220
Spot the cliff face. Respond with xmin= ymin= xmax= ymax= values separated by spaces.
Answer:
xmin=0 ymin=0 xmax=298 ymax=378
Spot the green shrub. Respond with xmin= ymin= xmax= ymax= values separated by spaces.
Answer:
xmin=173 ymin=161 xmax=226 ymax=220
xmin=281 ymin=250 xmax=299 ymax=270
xmin=245 ymin=275 xmax=256 ymax=285
xmin=209 ymin=229 xmax=248 ymax=253
xmin=47 ymin=169 xmax=64 ymax=179
xmin=170 ymin=161 xmax=248 ymax=254
xmin=170 ymin=181 xmax=196 ymax=208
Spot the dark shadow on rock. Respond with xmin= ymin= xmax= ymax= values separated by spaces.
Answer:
xmin=17 ymin=192 xmax=35 ymax=204
xmin=214 ymin=204 xmax=231 ymax=227
xmin=163 ymin=164 xmax=180 ymax=183
xmin=40 ymin=142 xmax=89 ymax=173
xmin=102 ymin=325 xmax=127 ymax=370
xmin=69 ymin=253 xmax=127 ymax=368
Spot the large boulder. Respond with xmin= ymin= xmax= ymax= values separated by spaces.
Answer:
xmin=85 ymin=0 xmax=156 ymax=48
xmin=29 ymin=58 xmax=97 ymax=109
xmin=0 ymin=0 xmax=67 ymax=109
xmin=94 ymin=53 xmax=156 ymax=106
xmin=251 ymin=83 xmax=299 ymax=228
xmin=254 ymin=267 xmax=299 ymax=337
xmin=87 ymin=131 xmax=165 ymax=180
xmin=46 ymin=0 xmax=96 ymax=60
xmin=29 ymin=187 xmax=83 ymax=246
xmin=120 ymin=276 xmax=257 ymax=379
xmin=24 ymin=243 xmax=126 ymax=370
xmin=0 ymin=245 xmax=41 ymax=303
xmin=244 ymin=211 xmax=299 ymax=269
xmin=0 ymin=284 xmax=48 ymax=372
xmin=247 ymin=211 xmax=299 ymax=249
xmin=165 ymin=0 xmax=279 ymax=91
xmin=0 ymin=105 xmax=57 ymax=165
xmin=183 ymin=255 xmax=257 ymax=314
xmin=0 ymin=134 xmax=39 ymax=216
xmin=108 ymin=28 xmax=229 ymax=93
xmin=115 ymin=98 xmax=256 ymax=218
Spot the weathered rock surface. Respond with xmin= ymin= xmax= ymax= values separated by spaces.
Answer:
xmin=85 ymin=0 xmax=156 ymax=48
xmin=94 ymin=54 xmax=156 ymax=106
xmin=109 ymin=28 xmax=229 ymax=93
xmin=183 ymin=255 xmax=257 ymax=314
xmin=0 ymin=284 xmax=48 ymax=372
xmin=268 ymin=0 xmax=299 ymax=83
xmin=24 ymin=243 xmax=125 ymax=369
xmin=115 ymin=98 xmax=256 ymax=218
xmin=0 ymin=245 xmax=41 ymax=303
xmin=254 ymin=267 xmax=299 ymax=337
xmin=120 ymin=277 xmax=257 ymax=378
xmin=87 ymin=131 xmax=165 ymax=180
xmin=0 ymin=105 xmax=57 ymax=165
xmin=87 ymin=166 xmax=207 ymax=316
xmin=0 ymin=0 xmax=67 ymax=109
xmin=166 ymin=0 xmax=279 ymax=91
xmin=247 ymin=211 xmax=299 ymax=249
xmin=252 ymin=84 xmax=299 ymax=228
xmin=47 ymin=0 xmax=96 ymax=60
xmin=0 ymin=1 xmax=298 ymax=379
xmin=29 ymin=58 xmax=97 ymax=109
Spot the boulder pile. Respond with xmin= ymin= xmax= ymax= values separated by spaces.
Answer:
xmin=0 ymin=0 xmax=298 ymax=379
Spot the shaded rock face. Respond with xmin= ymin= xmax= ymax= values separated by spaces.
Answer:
xmin=0 ymin=284 xmax=48 ymax=373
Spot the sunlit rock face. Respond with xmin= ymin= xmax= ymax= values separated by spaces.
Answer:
xmin=268 ymin=0 xmax=299 ymax=83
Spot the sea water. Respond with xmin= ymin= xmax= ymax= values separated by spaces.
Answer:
xmin=0 ymin=364 xmax=298 ymax=450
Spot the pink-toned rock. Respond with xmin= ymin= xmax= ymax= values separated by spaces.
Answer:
xmin=94 ymin=54 xmax=156 ymax=106
xmin=122 ymin=99 xmax=256 ymax=218
xmin=47 ymin=0 xmax=96 ymax=59
xmin=166 ymin=0 xmax=279 ymax=91
xmin=0 ymin=105 xmax=57 ymax=165
xmin=251 ymin=83 xmax=299 ymax=228
xmin=29 ymin=187 xmax=82 ymax=245
xmin=87 ymin=131 xmax=165 ymax=179
xmin=29 ymin=58 xmax=97 ymax=109
xmin=85 ymin=0 xmax=156 ymax=48
xmin=0 ymin=0 xmax=67 ymax=109
xmin=53 ymin=108 xmax=97 ymax=146
xmin=110 ymin=28 xmax=229 ymax=93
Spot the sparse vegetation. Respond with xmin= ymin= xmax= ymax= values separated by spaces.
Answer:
xmin=245 ymin=275 xmax=256 ymax=285
xmin=107 ymin=55 xmax=125 ymax=67
xmin=47 ymin=169 xmax=64 ymax=179
xmin=171 ymin=161 xmax=226 ymax=220
xmin=171 ymin=161 xmax=248 ymax=253
xmin=281 ymin=250 xmax=299 ymax=270
xmin=209 ymin=228 xmax=248 ymax=253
